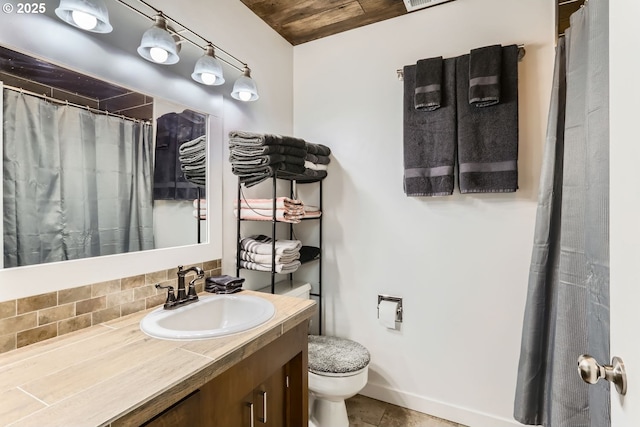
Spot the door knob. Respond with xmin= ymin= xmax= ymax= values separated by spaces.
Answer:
xmin=578 ymin=354 xmax=627 ymax=395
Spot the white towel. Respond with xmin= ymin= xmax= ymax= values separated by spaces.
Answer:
xmin=239 ymin=249 xmax=300 ymax=264
xmin=304 ymin=161 xmax=328 ymax=171
xmin=239 ymin=259 xmax=301 ymax=274
xmin=240 ymin=235 xmax=302 ymax=255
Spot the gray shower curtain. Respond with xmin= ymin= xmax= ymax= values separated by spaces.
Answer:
xmin=3 ymin=89 xmax=155 ymax=267
xmin=514 ymin=0 xmax=609 ymax=426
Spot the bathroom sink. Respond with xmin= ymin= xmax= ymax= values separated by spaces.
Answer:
xmin=140 ymin=294 xmax=276 ymax=340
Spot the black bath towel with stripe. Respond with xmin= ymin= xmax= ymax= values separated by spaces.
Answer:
xmin=403 ymin=57 xmax=457 ymax=197
xmin=456 ymin=44 xmax=519 ymax=193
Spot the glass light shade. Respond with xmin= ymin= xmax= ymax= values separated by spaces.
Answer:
xmin=191 ymin=46 xmax=225 ymax=86
xmin=231 ymin=67 xmax=259 ymax=102
xmin=55 ymin=0 xmax=112 ymax=33
xmin=137 ymin=15 xmax=180 ymax=65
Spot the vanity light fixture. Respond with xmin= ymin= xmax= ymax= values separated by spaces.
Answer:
xmin=137 ymin=14 xmax=180 ymax=64
xmin=55 ymin=0 xmax=113 ymax=33
xmin=191 ymin=44 xmax=225 ymax=86
xmin=231 ymin=66 xmax=259 ymax=102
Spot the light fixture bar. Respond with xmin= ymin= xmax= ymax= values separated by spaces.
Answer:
xmin=114 ymin=0 xmax=246 ymax=72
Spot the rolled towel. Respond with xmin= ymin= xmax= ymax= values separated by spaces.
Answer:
xmin=305 ymin=153 xmax=330 ymax=165
xmin=414 ymin=56 xmax=443 ymax=111
xmin=193 ymin=199 xmax=207 ymax=208
xmin=299 ymin=246 xmax=321 ymax=263
xmin=456 ymin=45 xmax=518 ymax=193
xmin=469 ymin=44 xmax=502 ymax=107
xmin=305 ymin=142 xmax=331 ymax=156
xmin=304 ymin=161 xmax=328 ymax=171
xmin=240 ymin=235 xmax=302 ymax=255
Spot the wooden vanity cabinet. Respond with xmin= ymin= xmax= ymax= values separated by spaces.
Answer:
xmin=141 ymin=321 xmax=309 ymax=427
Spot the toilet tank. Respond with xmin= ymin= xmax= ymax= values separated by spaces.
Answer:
xmin=257 ymin=280 xmax=312 ymax=299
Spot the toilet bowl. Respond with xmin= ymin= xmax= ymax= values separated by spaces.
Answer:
xmin=308 ymin=335 xmax=370 ymax=427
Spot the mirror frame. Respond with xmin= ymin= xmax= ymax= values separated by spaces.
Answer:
xmin=0 ymin=13 xmax=223 ymax=301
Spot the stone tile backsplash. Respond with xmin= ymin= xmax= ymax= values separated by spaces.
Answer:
xmin=0 ymin=259 xmax=221 ymax=354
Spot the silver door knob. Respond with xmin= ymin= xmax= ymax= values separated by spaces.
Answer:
xmin=578 ymin=354 xmax=627 ymax=395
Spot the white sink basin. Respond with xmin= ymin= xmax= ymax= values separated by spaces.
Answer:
xmin=140 ymin=294 xmax=276 ymax=340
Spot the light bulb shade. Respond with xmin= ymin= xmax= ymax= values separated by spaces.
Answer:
xmin=55 ymin=0 xmax=112 ymax=33
xmin=191 ymin=47 xmax=225 ymax=86
xmin=137 ymin=16 xmax=180 ymax=65
xmin=231 ymin=68 xmax=259 ymax=102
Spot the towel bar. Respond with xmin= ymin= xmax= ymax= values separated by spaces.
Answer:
xmin=397 ymin=45 xmax=526 ymax=81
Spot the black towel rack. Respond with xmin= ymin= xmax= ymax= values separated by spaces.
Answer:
xmin=396 ymin=44 xmax=526 ymax=81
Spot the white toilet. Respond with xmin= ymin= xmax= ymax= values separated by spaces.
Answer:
xmin=307 ymin=335 xmax=370 ymax=427
xmin=259 ymin=281 xmax=371 ymax=427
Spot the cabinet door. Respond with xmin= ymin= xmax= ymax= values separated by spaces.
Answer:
xmin=253 ymin=365 xmax=287 ymax=427
xmin=141 ymin=390 xmax=202 ymax=427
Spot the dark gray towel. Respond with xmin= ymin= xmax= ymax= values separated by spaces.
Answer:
xmin=306 ymin=142 xmax=331 ymax=156
xmin=229 ymin=131 xmax=307 ymax=149
xmin=305 ymin=153 xmax=331 ymax=165
xmin=229 ymin=144 xmax=307 ymax=158
xmin=469 ymin=44 xmax=502 ymax=107
xmin=414 ymin=56 xmax=443 ymax=111
xmin=456 ymin=45 xmax=518 ymax=193
xmin=403 ymin=58 xmax=457 ymax=197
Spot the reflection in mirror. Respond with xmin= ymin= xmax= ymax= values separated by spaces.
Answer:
xmin=1 ymin=45 xmax=207 ymax=269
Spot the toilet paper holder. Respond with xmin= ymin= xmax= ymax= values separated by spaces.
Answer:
xmin=377 ymin=295 xmax=403 ymax=323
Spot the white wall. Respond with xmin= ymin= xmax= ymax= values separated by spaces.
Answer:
xmin=293 ymin=0 xmax=555 ymax=425
xmin=0 ymin=0 xmax=293 ymax=300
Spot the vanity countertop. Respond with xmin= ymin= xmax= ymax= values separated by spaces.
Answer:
xmin=0 ymin=290 xmax=316 ymax=427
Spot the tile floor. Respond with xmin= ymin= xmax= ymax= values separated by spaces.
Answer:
xmin=345 ymin=395 xmax=467 ymax=427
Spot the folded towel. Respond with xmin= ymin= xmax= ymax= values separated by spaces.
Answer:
xmin=229 ymin=131 xmax=307 ymax=149
xmin=229 ymin=153 xmax=287 ymax=166
xmin=234 ymin=208 xmax=304 ymax=223
xmin=184 ymin=175 xmax=206 ymax=186
xmin=305 ymin=142 xmax=331 ymax=156
xmin=414 ymin=56 xmax=443 ymax=111
xmin=179 ymin=150 xmax=206 ymax=165
xmin=456 ymin=45 xmax=519 ymax=193
xmin=239 ymin=259 xmax=301 ymax=274
xmin=205 ymin=284 xmax=243 ymax=294
xmin=178 ymin=135 xmax=206 ymax=155
xmin=299 ymin=246 xmax=321 ymax=263
xmin=304 ymin=161 xmax=328 ymax=171
xmin=305 ymin=153 xmax=331 ymax=165
xmin=229 ymin=144 xmax=307 ymax=159
xmin=304 ymin=210 xmax=321 ymax=219
xmin=403 ymin=57 xmax=457 ymax=197
xmin=240 ymin=235 xmax=302 ymax=255
xmin=278 ymin=169 xmax=328 ymax=182
xmin=206 ymin=275 xmax=245 ymax=287
xmin=239 ymin=249 xmax=300 ymax=264
xmin=469 ymin=44 xmax=502 ymax=107
xmin=234 ymin=197 xmax=303 ymax=211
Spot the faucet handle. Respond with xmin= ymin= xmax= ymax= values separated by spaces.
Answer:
xmin=155 ymin=283 xmax=177 ymax=308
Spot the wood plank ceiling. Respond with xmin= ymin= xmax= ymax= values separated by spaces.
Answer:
xmin=240 ymin=0 xmax=586 ymax=46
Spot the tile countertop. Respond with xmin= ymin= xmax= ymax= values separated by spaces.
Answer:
xmin=0 ymin=290 xmax=316 ymax=427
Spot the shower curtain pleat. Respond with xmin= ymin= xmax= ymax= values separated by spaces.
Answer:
xmin=514 ymin=0 xmax=610 ymax=425
xmin=2 ymin=90 xmax=155 ymax=267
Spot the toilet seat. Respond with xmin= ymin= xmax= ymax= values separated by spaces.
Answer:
xmin=308 ymin=335 xmax=370 ymax=376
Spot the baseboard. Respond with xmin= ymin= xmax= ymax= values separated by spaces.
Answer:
xmin=361 ymin=383 xmax=522 ymax=427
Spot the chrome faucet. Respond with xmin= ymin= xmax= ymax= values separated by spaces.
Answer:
xmin=156 ymin=265 xmax=204 ymax=309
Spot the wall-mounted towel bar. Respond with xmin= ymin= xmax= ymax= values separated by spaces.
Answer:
xmin=396 ymin=44 xmax=526 ymax=81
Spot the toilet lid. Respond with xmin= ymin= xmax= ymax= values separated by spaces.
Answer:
xmin=308 ymin=335 xmax=370 ymax=375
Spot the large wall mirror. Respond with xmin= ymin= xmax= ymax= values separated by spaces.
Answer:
xmin=0 ymin=2 xmax=224 ymax=299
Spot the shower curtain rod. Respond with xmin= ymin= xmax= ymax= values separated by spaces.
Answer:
xmin=3 ymin=85 xmax=151 ymax=125
xmin=396 ymin=44 xmax=525 ymax=81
